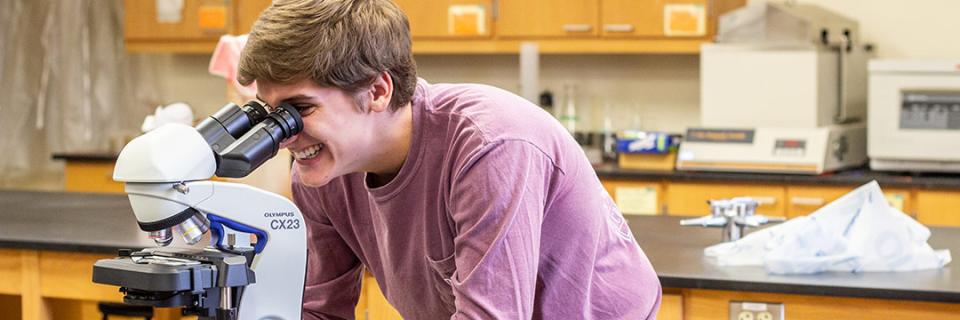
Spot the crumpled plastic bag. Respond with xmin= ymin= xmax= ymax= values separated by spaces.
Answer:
xmin=704 ymin=181 xmax=951 ymax=274
xmin=141 ymin=102 xmax=194 ymax=132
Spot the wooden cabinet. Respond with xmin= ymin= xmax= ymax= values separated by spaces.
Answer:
xmin=665 ymin=182 xmax=786 ymax=217
xmin=63 ymin=161 xmax=124 ymax=194
xmin=601 ymin=177 xmax=921 ymax=222
xmin=394 ymin=0 xmax=494 ymax=38
xmin=498 ymin=0 xmax=737 ymax=39
xmin=786 ymin=185 xmax=914 ymax=219
xmin=125 ymin=0 xmax=745 ymax=53
xmin=785 ymin=185 xmax=848 ymax=218
xmin=602 ymin=0 xmax=717 ymax=38
xmin=681 ymin=288 xmax=960 ymax=320
xmin=916 ymin=189 xmax=960 ymax=227
xmin=497 ymin=0 xmax=599 ymax=38
xmin=124 ymin=0 xmax=270 ymax=52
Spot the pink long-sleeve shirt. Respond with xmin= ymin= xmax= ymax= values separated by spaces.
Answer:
xmin=293 ymin=79 xmax=661 ymax=319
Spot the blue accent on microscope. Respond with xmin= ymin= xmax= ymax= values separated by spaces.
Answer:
xmin=207 ymin=213 xmax=268 ymax=254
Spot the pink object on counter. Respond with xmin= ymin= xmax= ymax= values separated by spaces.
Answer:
xmin=209 ymin=34 xmax=257 ymax=99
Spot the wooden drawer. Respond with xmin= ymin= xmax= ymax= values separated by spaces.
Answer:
xmin=916 ymin=189 xmax=960 ymax=227
xmin=665 ymin=182 xmax=785 ymax=217
xmin=601 ymin=179 xmax=664 ymax=215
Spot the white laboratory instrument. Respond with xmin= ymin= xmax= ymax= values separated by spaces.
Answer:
xmin=868 ymin=60 xmax=960 ymax=172
xmin=93 ymin=102 xmax=306 ymax=320
xmin=677 ymin=2 xmax=869 ymax=174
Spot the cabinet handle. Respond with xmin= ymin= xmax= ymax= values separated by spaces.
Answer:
xmin=790 ymin=197 xmax=825 ymax=206
xmin=562 ymin=24 xmax=592 ymax=33
xmin=747 ymin=196 xmax=777 ymax=205
xmin=603 ymin=24 xmax=634 ymax=33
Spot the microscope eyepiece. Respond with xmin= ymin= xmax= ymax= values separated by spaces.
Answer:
xmin=215 ymin=102 xmax=304 ymax=178
xmin=196 ymin=101 xmax=271 ymax=152
xmin=269 ymin=102 xmax=305 ymax=138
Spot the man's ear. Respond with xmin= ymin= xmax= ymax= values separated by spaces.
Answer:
xmin=367 ymin=71 xmax=393 ymax=113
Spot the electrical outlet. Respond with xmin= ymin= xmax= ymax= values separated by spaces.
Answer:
xmin=729 ymin=301 xmax=784 ymax=320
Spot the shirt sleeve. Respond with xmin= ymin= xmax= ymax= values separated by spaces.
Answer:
xmin=293 ymin=181 xmax=364 ymax=320
xmin=447 ymin=141 xmax=556 ymax=319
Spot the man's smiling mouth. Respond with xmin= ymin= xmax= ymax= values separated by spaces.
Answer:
xmin=293 ymin=144 xmax=325 ymax=160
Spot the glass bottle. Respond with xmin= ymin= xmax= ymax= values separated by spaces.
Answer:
xmin=559 ymin=84 xmax=579 ymax=134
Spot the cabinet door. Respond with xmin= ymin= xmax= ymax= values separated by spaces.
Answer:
xmin=916 ymin=190 xmax=960 ymax=227
xmin=666 ymin=182 xmax=786 ymax=217
xmin=497 ymin=0 xmax=598 ymax=38
xmin=394 ymin=0 xmax=493 ymax=38
xmin=125 ymin=0 xmax=233 ymax=41
xmin=236 ymin=0 xmax=272 ymax=34
xmin=600 ymin=0 xmax=664 ymax=37
xmin=602 ymin=179 xmax=663 ymax=215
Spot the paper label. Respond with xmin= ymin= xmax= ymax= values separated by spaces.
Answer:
xmin=155 ymin=0 xmax=185 ymax=23
xmin=664 ymin=4 xmax=706 ymax=36
xmin=448 ymin=5 xmax=486 ymax=35
xmin=615 ymin=187 xmax=658 ymax=215
xmin=198 ymin=5 xmax=228 ymax=31
xmin=885 ymin=193 xmax=906 ymax=212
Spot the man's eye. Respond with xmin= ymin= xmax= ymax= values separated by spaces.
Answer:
xmin=294 ymin=105 xmax=316 ymax=116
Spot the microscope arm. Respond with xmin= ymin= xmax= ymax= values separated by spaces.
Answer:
xmin=124 ymin=181 xmax=307 ymax=320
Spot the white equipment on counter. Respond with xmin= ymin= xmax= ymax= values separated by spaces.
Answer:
xmin=868 ymin=60 xmax=960 ymax=172
xmin=677 ymin=2 xmax=869 ymax=174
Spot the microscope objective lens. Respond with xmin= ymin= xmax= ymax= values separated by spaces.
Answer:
xmin=177 ymin=214 xmax=211 ymax=245
xmin=148 ymin=228 xmax=173 ymax=247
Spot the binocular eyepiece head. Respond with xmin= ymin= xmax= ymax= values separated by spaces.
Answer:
xmin=196 ymin=101 xmax=304 ymax=178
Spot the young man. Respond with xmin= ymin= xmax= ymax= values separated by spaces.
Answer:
xmin=238 ymin=0 xmax=661 ymax=319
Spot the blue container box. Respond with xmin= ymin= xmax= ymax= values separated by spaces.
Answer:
xmin=616 ymin=132 xmax=674 ymax=154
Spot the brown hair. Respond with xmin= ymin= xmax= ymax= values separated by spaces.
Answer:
xmin=238 ymin=0 xmax=417 ymax=111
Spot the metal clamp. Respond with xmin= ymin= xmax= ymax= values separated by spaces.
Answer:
xmin=680 ymin=197 xmax=785 ymax=241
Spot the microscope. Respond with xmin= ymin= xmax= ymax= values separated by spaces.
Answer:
xmin=93 ymin=101 xmax=306 ymax=319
